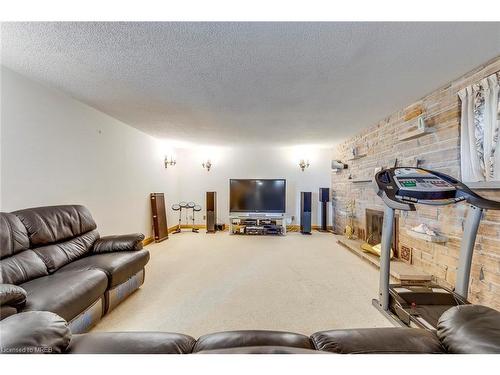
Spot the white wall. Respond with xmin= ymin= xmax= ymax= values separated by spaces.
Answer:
xmin=1 ymin=67 xmax=333 ymax=234
xmin=0 ymin=67 xmax=179 ymax=236
xmin=173 ymin=146 xmax=333 ymax=226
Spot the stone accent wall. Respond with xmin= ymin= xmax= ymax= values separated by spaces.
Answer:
xmin=332 ymin=56 xmax=500 ymax=310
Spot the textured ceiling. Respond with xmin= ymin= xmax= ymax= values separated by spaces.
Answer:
xmin=2 ymin=22 xmax=500 ymax=147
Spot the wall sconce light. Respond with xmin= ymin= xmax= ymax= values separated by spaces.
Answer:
xmin=164 ymin=155 xmax=176 ymax=168
xmin=299 ymin=159 xmax=310 ymax=171
xmin=202 ymin=159 xmax=212 ymax=172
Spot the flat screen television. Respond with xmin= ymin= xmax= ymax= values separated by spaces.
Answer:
xmin=230 ymin=179 xmax=286 ymax=213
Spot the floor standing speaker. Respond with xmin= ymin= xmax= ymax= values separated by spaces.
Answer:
xmin=206 ymin=191 xmax=217 ymax=233
xmin=319 ymin=188 xmax=330 ymax=232
xmin=150 ymin=193 xmax=168 ymax=242
xmin=300 ymin=192 xmax=312 ymax=234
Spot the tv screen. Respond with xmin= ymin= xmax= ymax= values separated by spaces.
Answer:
xmin=230 ymin=179 xmax=286 ymax=213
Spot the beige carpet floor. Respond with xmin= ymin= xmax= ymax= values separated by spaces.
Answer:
xmin=91 ymin=231 xmax=392 ymax=337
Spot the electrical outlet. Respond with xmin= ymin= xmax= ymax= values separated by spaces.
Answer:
xmin=203 ymin=215 xmax=206 ymax=220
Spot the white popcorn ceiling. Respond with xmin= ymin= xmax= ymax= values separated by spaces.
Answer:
xmin=2 ymin=22 xmax=500 ymax=147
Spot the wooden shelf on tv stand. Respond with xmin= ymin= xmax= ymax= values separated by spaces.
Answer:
xmin=337 ymin=237 xmax=431 ymax=283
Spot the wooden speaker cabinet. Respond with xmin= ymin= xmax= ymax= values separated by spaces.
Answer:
xmin=150 ymin=193 xmax=168 ymax=242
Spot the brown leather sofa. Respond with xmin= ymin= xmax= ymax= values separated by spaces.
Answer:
xmin=0 ymin=205 xmax=149 ymax=333
xmin=1 ymin=305 xmax=499 ymax=354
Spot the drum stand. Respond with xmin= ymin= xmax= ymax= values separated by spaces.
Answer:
xmin=171 ymin=202 xmax=187 ymax=234
xmin=192 ymin=204 xmax=202 ymax=233
xmin=171 ymin=202 xmax=201 ymax=234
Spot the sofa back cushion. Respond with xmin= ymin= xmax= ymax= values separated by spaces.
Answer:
xmin=0 ymin=212 xmax=30 ymax=259
xmin=193 ymin=330 xmax=313 ymax=352
xmin=32 ymin=229 xmax=100 ymax=273
xmin=0 ymin=213 xmax=48 ymax=284
xmin=13 ymin=205 xmax=99 ymax=273
xmin=437 ymin=305 xmax=500 ymax=354
xmin=1 ymin=250 xmax=49 ymax=284
xmin=13 ymin=205 xmax=97 ymax=246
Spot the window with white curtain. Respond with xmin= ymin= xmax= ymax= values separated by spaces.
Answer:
xmin=459 ymin=72 xmax=500 ymax=183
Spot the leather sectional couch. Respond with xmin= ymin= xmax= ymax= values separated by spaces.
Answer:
xmin=1 ymin=304 xmax=499 ymax=353
xmin=0 ymin=205 xmax=150 ymax=333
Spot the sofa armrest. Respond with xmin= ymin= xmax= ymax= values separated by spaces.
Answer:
xmin=311 ymin=327 xmax=444 ymax=354
xmin=437 ymin=305 xmax=500 ymax=353
xmin=92 ymin=233 xmax=145 ymax=253
xmin=0 ymin=311 xmax=71 ymax=354
xmin=0 ymin=284 xmax=27 ymax=307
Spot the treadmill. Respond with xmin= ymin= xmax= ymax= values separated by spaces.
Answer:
xmin=372 ymin=167 xmax=500 ymax=330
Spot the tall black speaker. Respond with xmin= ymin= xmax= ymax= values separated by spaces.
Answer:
xmin=206 ymin=192 xmax=217 ymax=233
xmin=300 ymin=192 xmax=312 ymax=234
xmin=319 ymin=188 xmax=330 ymax=231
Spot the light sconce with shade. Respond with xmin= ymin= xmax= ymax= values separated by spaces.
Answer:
xmin=299 ymin=159 xmax=310 ymax=171
xmin=164 ymin=155 xmax=176 ymax=168
xmin=202 ymin=159 xmax=212 ymax=172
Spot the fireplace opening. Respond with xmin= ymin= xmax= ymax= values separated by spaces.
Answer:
xmin=365 ymin=208 xmax=399 ymax=258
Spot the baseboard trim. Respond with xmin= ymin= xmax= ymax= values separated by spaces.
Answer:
xmin=142 ymin=236 xmax=154 ymax=246
xmin=168 ymin=224 xmax=207 ymax=231
xmin=154 ymin=224 xmax=332 ymax=238
xmin=287 ymin=225 xmax=334 ymax=231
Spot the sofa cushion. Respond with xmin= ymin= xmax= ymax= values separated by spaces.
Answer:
xmin=59 ymin=250 xmax=150 ymax=288
xmin=66 ymin=332 xmax=196 ymax=354
xmin=0 ymin=249 xmax=48 ymax=284
xmin=437 ymin=305 xmax=500 ymax=354
xmin=311 ymin=327 xmax=444 ymax=354
xmin=193 ymin=330 xmax=313 ymax=352
xmin=20 ymin=268 xmax=108 ymax=321
xmin=13 ymin=205 xmax=97 ymax=246
xmin=0 ymin=311 xmax=71 ymax=354
xmin=0 ymin=212 xmax=30 ymax=259
xmin=32 ymin=229 xmax=100 ymax=273
xmin=197 ymin=346 xmax=328 ymax=354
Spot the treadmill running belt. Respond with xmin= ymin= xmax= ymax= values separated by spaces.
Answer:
xmin=413 ymin=305 xmax=453 ymax=329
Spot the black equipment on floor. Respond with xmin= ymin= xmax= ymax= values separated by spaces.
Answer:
xmin=319 ymin=188 xmax=330 ymax=231
xmin=300 ymin=192 xmax=312 ymax=234
xmin=373 ymin=167 xmax=500 ymax=330
xmin=206 ymin=191 xmax=217 ymax=233
xmin=150 ymin=192 xmax=168 ymax=242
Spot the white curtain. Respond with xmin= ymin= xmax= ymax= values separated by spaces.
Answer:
xmin=459 ymin=72 xmax=500 ymax=182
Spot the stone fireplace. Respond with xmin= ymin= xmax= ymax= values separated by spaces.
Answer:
xmin=365 ymin=208 xmax=399 ymax=258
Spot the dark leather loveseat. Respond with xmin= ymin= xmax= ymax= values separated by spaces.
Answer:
xmin=1 ymin=305 xmax=499 ymax=354
xmin=0 ymin=205 xmax=149 ymax=333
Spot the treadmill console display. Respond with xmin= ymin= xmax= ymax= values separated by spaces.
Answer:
xmin=376 ymin=167 xmax=500 ymax=210
xmin=393 ymin=168 xmax=455 ymax=193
